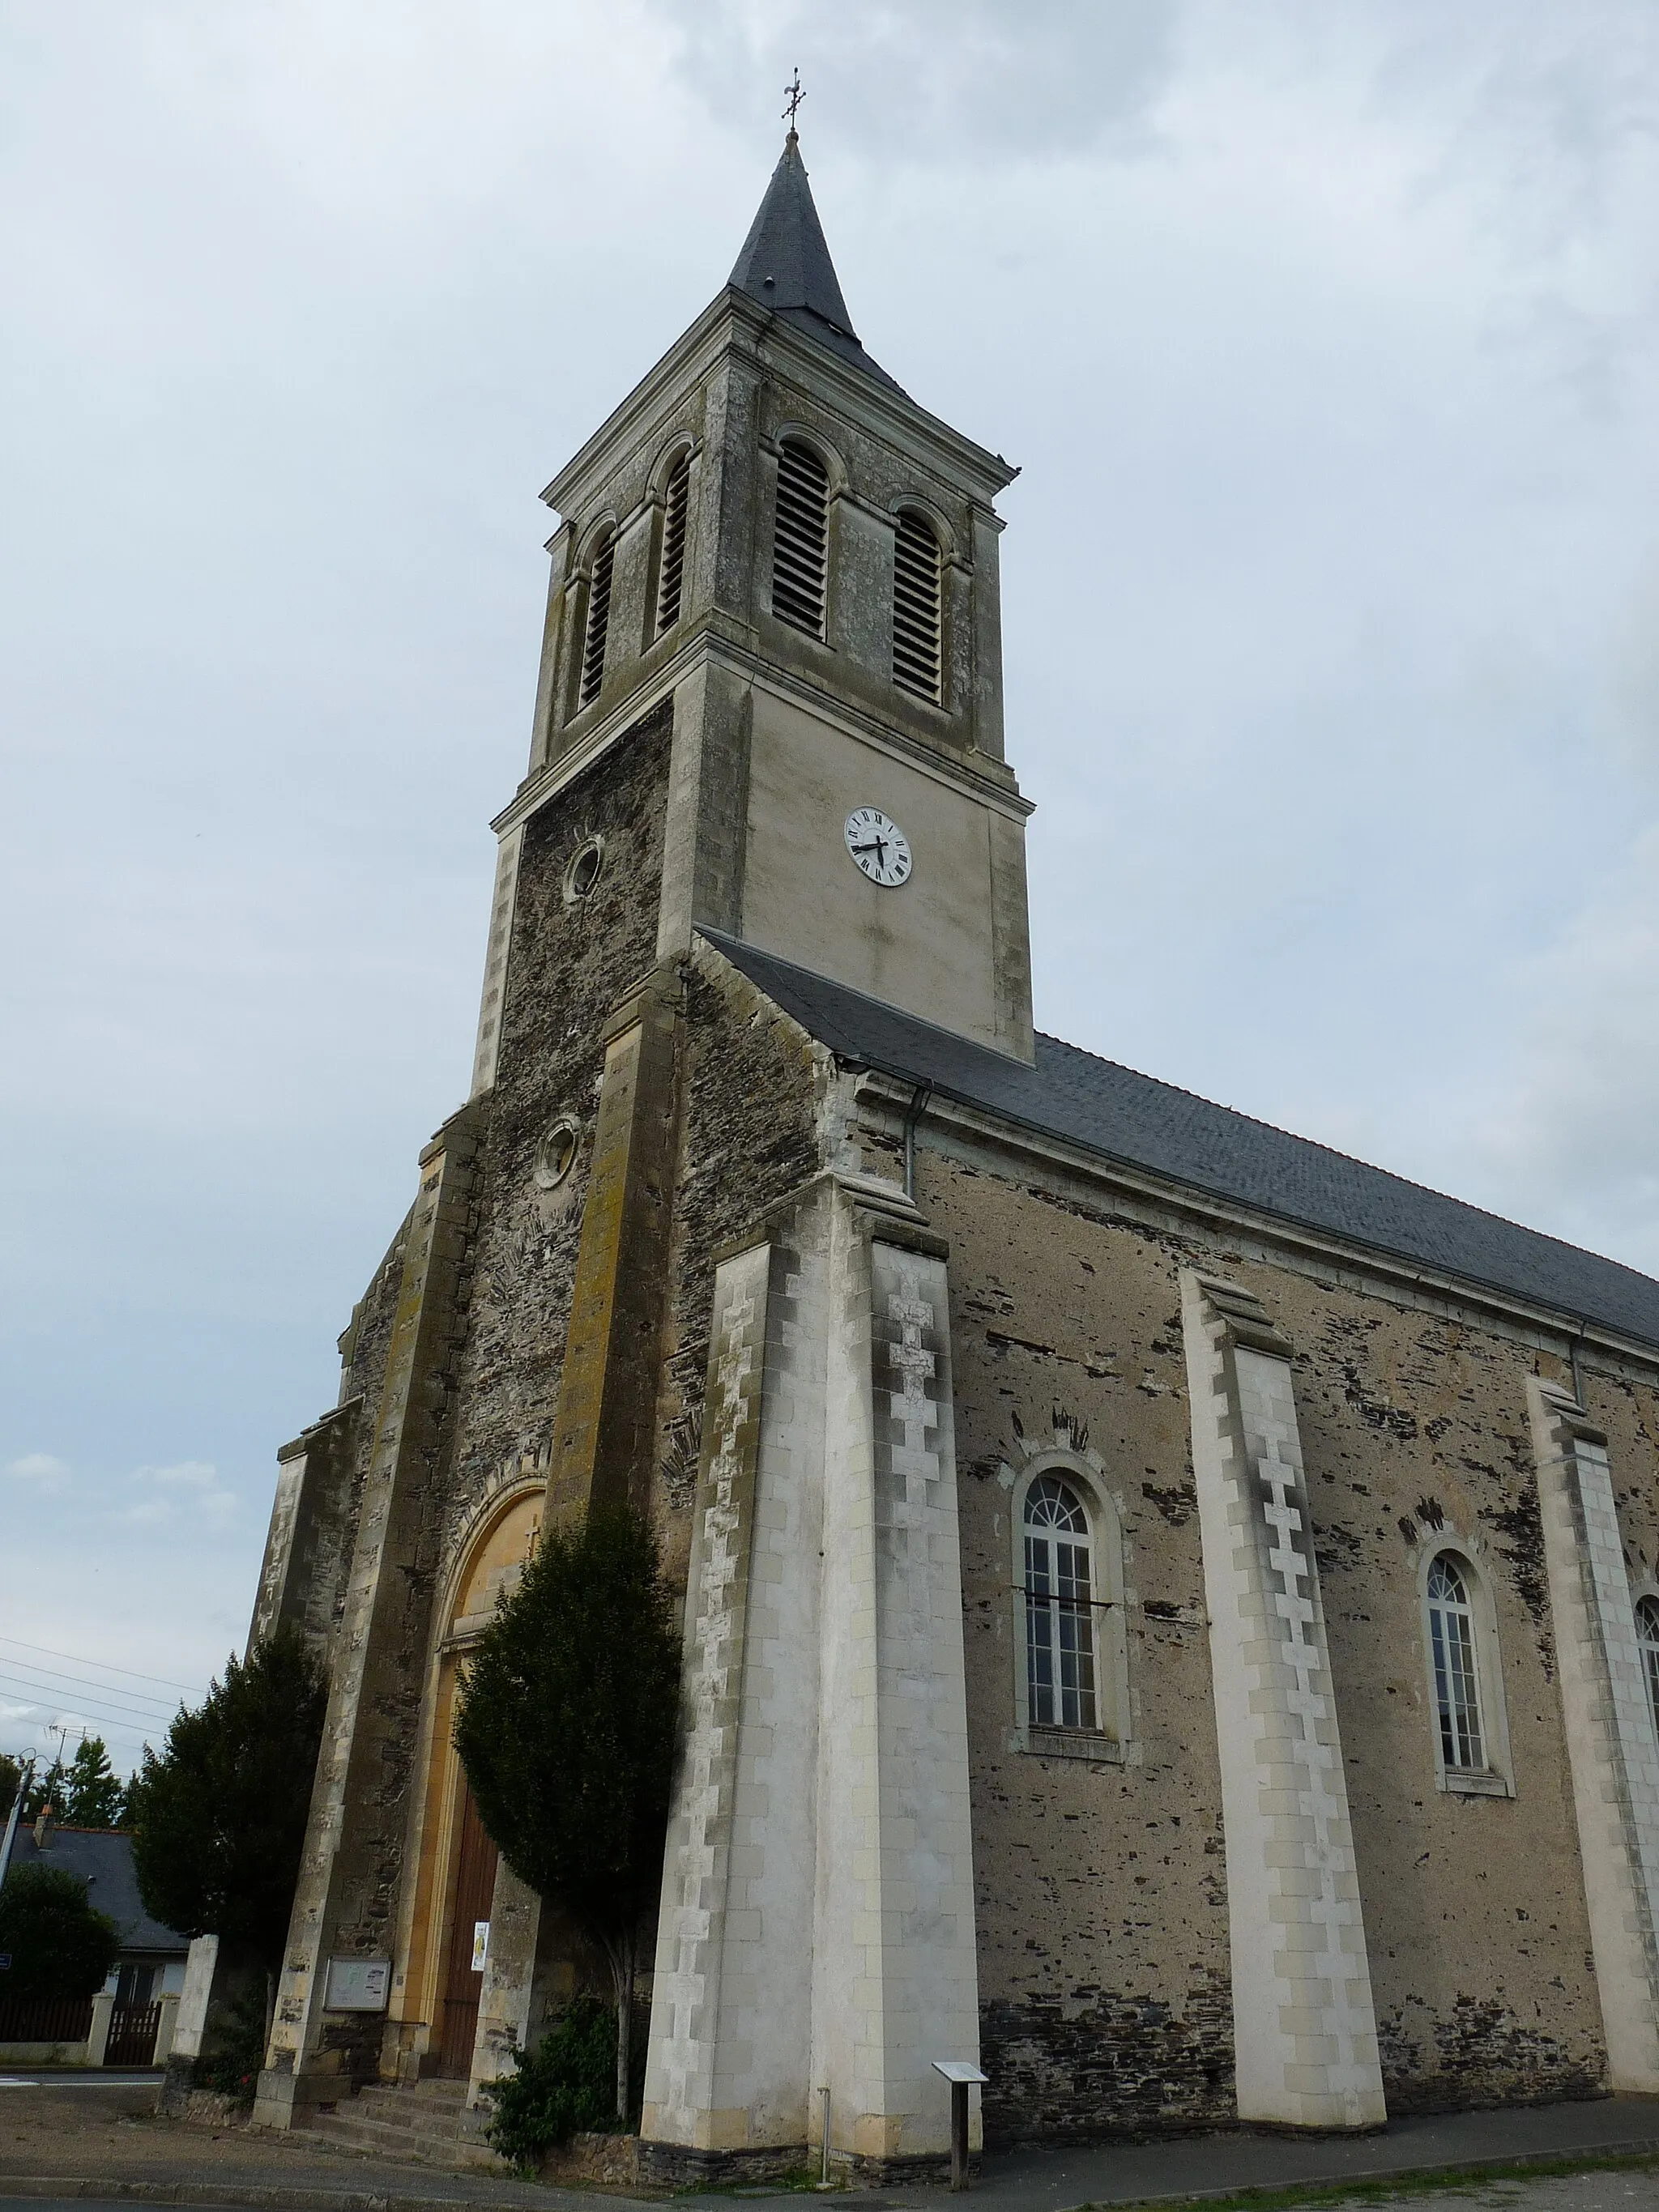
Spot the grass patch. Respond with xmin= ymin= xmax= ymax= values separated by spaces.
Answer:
xmin=1094 ymin=2146 xmax=1659 ymax=2212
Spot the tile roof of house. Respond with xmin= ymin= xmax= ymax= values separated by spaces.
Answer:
xmin=9 ymin=1826 xmax=188 ymax=1954
xmin=703 ymin=931 xmax=1659 ymax=1352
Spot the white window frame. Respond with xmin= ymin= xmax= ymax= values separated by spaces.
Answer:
xmin=1417 ymin=1532 xmax=1514 ymax=1797
xmin=1634 ymin=1586 xmax=1659 ymax=1750
xmin=1007 ymin=1449 xmax=1130 ymax=1762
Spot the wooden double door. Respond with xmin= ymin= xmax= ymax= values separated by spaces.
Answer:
xmin=437 ymin=1783 xmax=499 ymax=2077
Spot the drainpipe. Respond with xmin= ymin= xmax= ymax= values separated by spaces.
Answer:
xmin=902 ymin=1085 xmax=932 ymax=1204
xmin=1571 ymin=1329 xmax=1587 ymax=1410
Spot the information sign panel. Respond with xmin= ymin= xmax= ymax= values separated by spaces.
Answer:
xmin=323 ymin=1957 xmax=391 ymax=2013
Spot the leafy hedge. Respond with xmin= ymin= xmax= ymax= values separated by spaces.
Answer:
xmin=484 ymin=1996 xmax=626 ymax=2167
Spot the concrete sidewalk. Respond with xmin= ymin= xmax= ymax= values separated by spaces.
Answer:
xmin=965 ymin=2095 xmax=1659 ymax=2209
xmin=2 ymin=2083 xmax=1659 ymax=2211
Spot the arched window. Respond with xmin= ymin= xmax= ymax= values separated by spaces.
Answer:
xmin=1023 ymin=1475 xmax=1098 ymax=1731
xmin=578 ymin=534 xmax=615 ymax=710
xmin=1638 ymin=1596 xmax=1659 ymax=1741
xmin=771 ymin=439 xmax=829 ymax=637
xmin=1427 ymin=1553 xmax=1485 ymax=1771
xmin=655 ymin=450 xmax=691 ymax=637
xmin=892 ymin=509 xmax=942 ymax=703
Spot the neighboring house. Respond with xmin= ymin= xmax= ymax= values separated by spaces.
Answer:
xmin=0 ymin=1813 xmax=189 ymax=2065
xmin=10 ymin=1813 xmax=189 ymax=2006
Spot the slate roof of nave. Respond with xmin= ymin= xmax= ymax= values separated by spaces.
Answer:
xmin=726 ymin=134 xmax=907 ymax=396
xmin=702 ymin=930 xmax=1659 ymax=1353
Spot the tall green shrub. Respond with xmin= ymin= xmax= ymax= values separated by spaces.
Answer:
xmin=125 ymin=1625 xmax=328 ymax=1972
xmin=484 ymin=1995 xmax=619 ymax=2167
xmin=0 ymin=1862 xmax=120 ymax=2001
xmin=454 ymin=1504 xmax=681 ymax=2123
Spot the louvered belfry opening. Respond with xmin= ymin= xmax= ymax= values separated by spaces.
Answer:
xmin=770 ymin=439 xmax=830 ymax=637
xmin=893 ymin=509 xmax=942 ymax=703
xmin=578 ymin=536 xmax=615 ymax=710
xmin=655 ymin=451 xmax=691 ymax=636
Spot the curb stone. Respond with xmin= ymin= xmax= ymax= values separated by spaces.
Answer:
xmin=1043 ymin=2138 xmax=1659 ymax=2210
xmin=0 ymin=2185 xmax=639 ymax=2212
xmin=6 ymin=2137 xmax=1659 ymax=2212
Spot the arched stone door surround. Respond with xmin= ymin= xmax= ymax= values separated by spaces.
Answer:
xmin=390 ymin=1484 xmax=542 ymax=2078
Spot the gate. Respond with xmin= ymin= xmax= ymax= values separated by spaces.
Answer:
xmin=104 ymin=2001 xmax=162 ymax=2066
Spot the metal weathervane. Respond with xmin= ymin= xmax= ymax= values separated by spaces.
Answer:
xmin=783 ymin=68 xmax=804 ymax=132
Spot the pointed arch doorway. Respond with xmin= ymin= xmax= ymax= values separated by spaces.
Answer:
xmin=401 ymin=1485 xmax=541 ymax=2080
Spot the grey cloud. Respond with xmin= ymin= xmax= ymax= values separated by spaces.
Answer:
xmin=647 ymin=0 xmax=1182 ymax=159
xmin=1449 ymin=827 xmax=1659 ymax=1269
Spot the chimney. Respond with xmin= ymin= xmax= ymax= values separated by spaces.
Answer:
xmin=33 ymin=1805 xmax=53 ymax=1848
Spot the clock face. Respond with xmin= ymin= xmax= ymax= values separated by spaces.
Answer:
xmin=844 ymin=807 xmax=912 ymax=888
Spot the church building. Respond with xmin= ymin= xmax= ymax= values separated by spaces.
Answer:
xmin=248 ymin=130 xmax=1659 ymax=2172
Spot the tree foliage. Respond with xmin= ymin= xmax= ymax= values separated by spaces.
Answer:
xmin=62 ymin=1737 xmax=126 ymax=1829
xmin=0 ymin=1862 xmax=120 ymax=2001
xmin=1 ymin=1755 xmax=58 ymax=1825
xmin=125 ymin=1626 xmax=328 ymax=1967
xmin=484 ymin=1995 xmax=624 ymax=2167
xmin=454 ymin=1503 xmax=681 ymax=2120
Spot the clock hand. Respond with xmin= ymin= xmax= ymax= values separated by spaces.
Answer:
xmin=851 ymin=840 xmax=889 ymax=861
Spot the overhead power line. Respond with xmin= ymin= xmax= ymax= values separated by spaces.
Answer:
xmin=0 ymin=1655 xmax=181 ymax=1720
xmin=0 ymin=1635 xmax=207 ymax=1696
xmin=0 ymin=1677 xmax=169 ymax=1741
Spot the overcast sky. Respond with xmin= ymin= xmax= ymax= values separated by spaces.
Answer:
xmin=4 ymin=2 xmax=1658 ymax=1774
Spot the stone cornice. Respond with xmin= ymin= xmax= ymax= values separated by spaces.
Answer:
xmin=540 ymin=290 xmax=1015 ymax=523
xmin=491 ymin=633 xmax=1030 ymax=838
xmin=853 ymin=1070 xmax=1659 ymax=1380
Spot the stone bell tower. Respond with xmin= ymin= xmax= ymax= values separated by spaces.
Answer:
xmin=471 ymin=126 xmax=1032 ymax=1106
xmin=252 ymin=127 xmax=1018 ymax=2164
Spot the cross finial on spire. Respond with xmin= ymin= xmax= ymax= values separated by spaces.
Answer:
xmin=782 ymin=67 xmax=804 ymax=135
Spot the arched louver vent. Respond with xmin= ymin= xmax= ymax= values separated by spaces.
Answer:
xmin=892 ymin=509 xmax=942 ymax=703
xmin=770 ymin=440 xmax=829 ymax=637
xmin=655 ymin=452 xmax=691 ymax=637
xmin=578 ymin=537 xmax=614 ymax=710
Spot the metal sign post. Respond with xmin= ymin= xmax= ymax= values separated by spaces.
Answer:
xmin=931 ymin=2060 xmax=988 ymax=2191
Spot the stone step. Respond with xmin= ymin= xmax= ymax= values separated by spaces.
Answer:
xmin=353 ymin=2082 xmax=469 ymax=2119
xmin=312 ymin=2114 xmax=471 ymax=2150
xmin=299 ymin=2093 xmax=504 ymax=2176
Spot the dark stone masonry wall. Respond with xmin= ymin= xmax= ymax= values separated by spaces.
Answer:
xmin=648 ymin=946 xmax=826 ymax=1583
xmin=927 ymin=1153 xmax=1238 ymax=2142
xmin=328 ymin=1208 xmax=412 ymax=1631
xmin=914 ymin=1125 xmax=1624 ymax=2133
xmin=979 ymin=1982 xmax=1233 ymax=2144
xmin=1280 ymin=1278 xmax=1610 ymax=2111
xmin=436 ymin=697 xmax=675 ymax=1548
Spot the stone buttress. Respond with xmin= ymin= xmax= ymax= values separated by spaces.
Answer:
xmin=640 ymin=1171 xmax=981 ymax=2179
xmin=254 ymin=1103 xmax=486 ymax=2128
xmin=1181 ymin=1270 xmax=1387 ymax=2129
xmin=1529 ymin=1376 xmax=1659 ymax=2090
xmin=456 ymin=959 xmax=689 ymax=2108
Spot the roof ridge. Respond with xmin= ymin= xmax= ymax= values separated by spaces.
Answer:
xmin=699 ymin=931 xmax=1659 ymax=1346
xmin=1034 ymin=1028 xmax=1657 ymax=1287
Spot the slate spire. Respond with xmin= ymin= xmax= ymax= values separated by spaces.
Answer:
xmin=730 ymin=130 xmax=857 ymax=336
xmin=727 ymin=133 xmax=902 ymax=391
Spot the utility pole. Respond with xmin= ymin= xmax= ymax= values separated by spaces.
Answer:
xmin=0 ymin=1754 xmax=37 ymax=1890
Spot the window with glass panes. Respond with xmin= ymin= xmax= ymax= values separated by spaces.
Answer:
xmin=1638 ymin=1595 xmax=1659 ymax=1744
xmin=1427 ymin=1553 xmax=1485 ymax=1771
xmin=1023 ymin=1476 xmax=1099 ymax=1731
